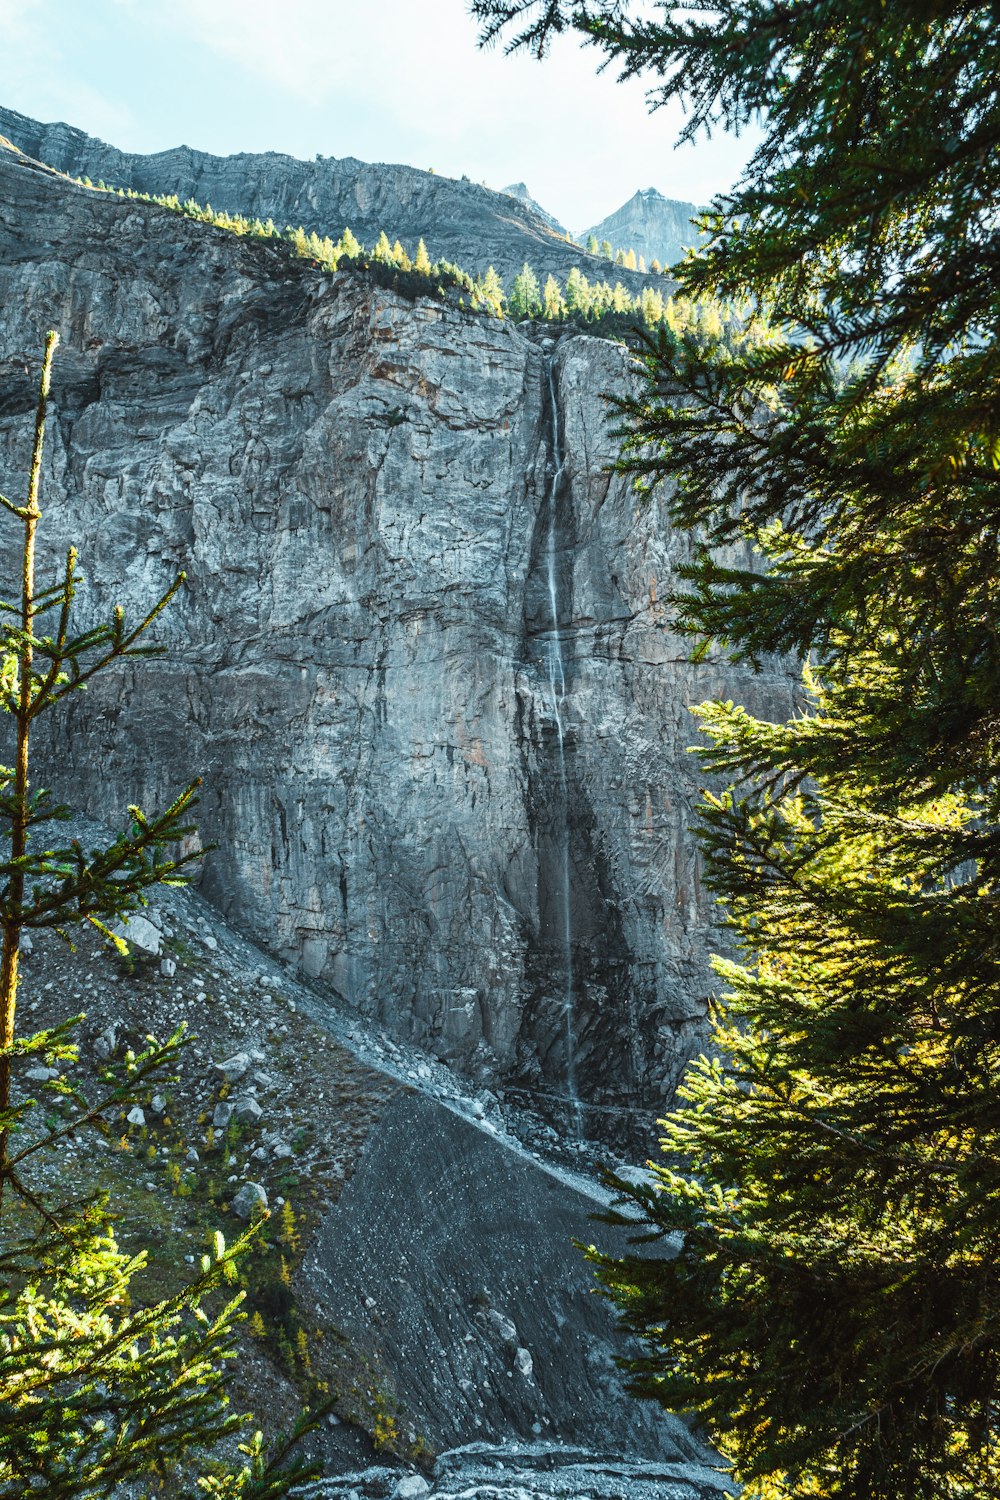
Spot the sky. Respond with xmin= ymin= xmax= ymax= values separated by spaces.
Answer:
xmin=0 ymin=0 xmax=757 ymax=233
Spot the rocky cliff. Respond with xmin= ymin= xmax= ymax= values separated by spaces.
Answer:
xmin=0 ymin=105 xmax=658 ymax=293
xmin=0 ymin=136 xmax=791 ymax=1144
xmin=582 ymin=188 xmax=706 ymax=269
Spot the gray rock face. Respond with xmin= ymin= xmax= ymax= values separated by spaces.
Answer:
xmin=0 ymin=105 xmax=651 ymax=292
xmin=502 ymin=182 xmax=569 ymax=239
xmin=0 ymin=140 xmax=792 ymax=1140
xmin=581 ymin=188 xmax=706 ymax=269
xmin=303 ymin=1090 xmax=718 ymax=1466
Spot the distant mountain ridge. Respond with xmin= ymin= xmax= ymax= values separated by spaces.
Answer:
xmin=582 ymin=187 xmax=706 ymax=269
xmin=0 ymin=105 xmax=669 ymax=292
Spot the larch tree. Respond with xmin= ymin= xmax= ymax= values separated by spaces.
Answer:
xmin=542 ymin=273 xmax=567 ymax=322
xmin=508 ymin=262 xmax=542 ymax=319
xmin=475 ymin=1 xmax=1000 ymax=1497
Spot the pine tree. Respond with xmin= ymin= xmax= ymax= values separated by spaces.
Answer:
xmin=413 ymin=237 xmax=432 ymax=275
xmin=508 ymin=262 xmax=542 ymax=319
xmin=373 ymin=230 xmax=393 ymax=263
xmin=475 ymin=2 xmax=1000 ymax=1496
xmin=623 ymin=247 xmax=637 ymax=271
xmin=586 ymin=234 xmax=598 ymax=255
xmin=337 ymin=226 xmax=361 ymax=259
xmin=600 ymin=238 xmax=612 ymax=260
xmin=650 ymin=257 xmax=662 ymax=274
xmin=391 ymin=239 xmax=411 ymax=271
xmin=0 ymin=335 xmax=322 ymax=1496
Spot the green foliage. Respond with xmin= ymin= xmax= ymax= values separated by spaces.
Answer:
xmin=0 ymin=338 xmax=323 ymax=1496
xmin=477 ymin=3 xmax=1000 ymax=1499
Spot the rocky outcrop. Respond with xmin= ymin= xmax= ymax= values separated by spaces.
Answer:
xmin=502 ymin=182 xmax=569 ymax=239
xmin=0 ymin=104 xmax=654 ymax=292
xmin=0 ymin=138 xmax=791 ymax=1141
xmin=581 ymin=188 xmax=706 ymax=269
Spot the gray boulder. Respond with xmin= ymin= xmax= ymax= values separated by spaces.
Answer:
xmin=231 ymin=1182 xmax=268 ymax=1220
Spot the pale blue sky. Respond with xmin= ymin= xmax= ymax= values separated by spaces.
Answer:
xmin=1 ymin=0 xmax=756 ymax=232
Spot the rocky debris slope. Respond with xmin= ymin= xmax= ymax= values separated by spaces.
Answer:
xmin=14 ymin=819 xmax=731 ymax=1491
xmin=0 ymin=104 xmax=655 ymax=291
xmin=0 ymin=138 xmax=792 ymax=1144
xmin=581 ymin=188 xmax=706 ymax=269
xmin=302 ymin=1090 xmax=699 ymax=1459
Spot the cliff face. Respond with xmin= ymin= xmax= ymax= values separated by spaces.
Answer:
xmin=0 ymin=140 xmax=790 ymax=1138
xmin=582 ymin=188 xmax=706 ymax=268
xmin=0 ymin=105 xmax=655 ymax=292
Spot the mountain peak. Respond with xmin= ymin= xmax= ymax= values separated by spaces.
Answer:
xmin=582 ymin=187 xmax=705 ymax=267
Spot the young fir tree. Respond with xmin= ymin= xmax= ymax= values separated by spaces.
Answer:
xmin=413 ymin=237 xmax=432 ymax=276
xmin=0 ymin=335 xmax=322 ymax=1496
xmin=476 ymin=2 xmax=1000 ymax=1497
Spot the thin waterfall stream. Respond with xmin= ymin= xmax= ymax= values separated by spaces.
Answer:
xmin=543 ymin=359 xmax=583 ymax=1138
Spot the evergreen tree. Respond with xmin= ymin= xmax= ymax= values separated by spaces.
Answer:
xmin=475 ymin=2 xmax=1000 ymax=1497
xmin=623 ymin=247 xmax=637 ymax=271
xmin=508 ymin=262 xmax=542 ymax=319
xmin=600 ymin=238 xmax=612 ymax=259
xmin=413 ymin=237 xmax=432 ymax=275
xmin=373 ymin=230 xmax=393 ymax=263
xmin=586 ymin=233 xmax=598 ymax=255
xmin=0 ymin=335 xmax=321 ymax=1496
xmin=650 ymin=257 xmax=662 ymax=275
xmin=391 ymin=239 xmax=411 ymax=271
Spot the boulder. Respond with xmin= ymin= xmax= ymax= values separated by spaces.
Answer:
xmin=233 ymin=1096 xmax=263 ymax=1125
xmin=110 ymin=913 xmax=162 ymax=956
xmin=231 ymin=1181 xmax=268 ymax=1220
xmin=486 ymin=1309 xmax=518 ymax=1345
xmin=393 ymin=1477 xmax=430 ymax=1500
xmin=214 ymin=1052 xmax=250 ymax=1084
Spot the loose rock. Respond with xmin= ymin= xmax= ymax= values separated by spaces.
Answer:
xmin=231 ymin=1181 xmax=268 ymax=1220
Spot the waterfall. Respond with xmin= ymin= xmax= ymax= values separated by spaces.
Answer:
xmin=543 ymin=360 xmax=583 ymax=1138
